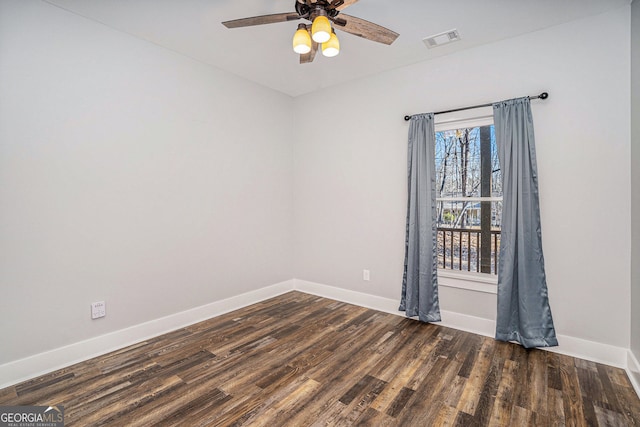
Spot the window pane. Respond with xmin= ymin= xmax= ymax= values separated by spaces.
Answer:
xmin=435 ymin=125 xmax=501 ymax=274
xmin=435 ymin=125 xmax=501 ymax=200
xmin=436 ymin=201 xmax=501 ymax=275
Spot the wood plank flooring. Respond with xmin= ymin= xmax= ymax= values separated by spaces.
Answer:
xmin=1 ymin=291 xmax=639 ymax=426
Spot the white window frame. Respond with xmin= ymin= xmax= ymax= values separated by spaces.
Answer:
xmin=434 ymin=107 xmax=499 ymax=294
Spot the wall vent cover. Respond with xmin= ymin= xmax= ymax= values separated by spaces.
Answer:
xmin=423 ymin=29 xmax=461 ymax=48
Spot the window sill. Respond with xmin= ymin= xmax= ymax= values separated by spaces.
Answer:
xmin=437 ymin=270 xmax=497 ymax=294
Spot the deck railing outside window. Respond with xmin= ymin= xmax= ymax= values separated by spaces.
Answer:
xmin=437 ymin=227 xmax=501 ymax=275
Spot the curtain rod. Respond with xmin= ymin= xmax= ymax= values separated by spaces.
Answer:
xmin=403 ymin=92 xmax=549 ymax=121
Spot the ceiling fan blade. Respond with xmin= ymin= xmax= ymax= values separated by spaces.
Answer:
xmin=222 ymin=12 xmax=300 ymax=29
xmin=333 ymin=14 xmax=398 ymax=45
xmin=300 ymin=41 xmax=318 ymax=64
xmin=335 ymin=0 xmax=359 ymax=11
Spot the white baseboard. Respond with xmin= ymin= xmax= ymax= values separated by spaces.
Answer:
xmin=627 ymin=350 xmax=640 ymax=397
xmin=0 ymin=278 xmax=634 ymax=394
xmin=293 ymin=279 xmax=630 ymax=369
xmin=0 ymin=280 xmax=294 ymax=390
xmin=293 ymin=279 xmax=401 ymax=316
xmin=548 ymin=334 xmax=628 ymax=368
xmin=292 ymin=279 xmax=496 ymax=338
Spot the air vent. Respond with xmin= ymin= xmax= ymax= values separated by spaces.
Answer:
xmin=423 ymin=29 xmax=461 ymax=49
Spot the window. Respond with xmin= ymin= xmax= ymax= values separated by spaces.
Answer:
xmin=435 ymin=117 xmax=502 ymax=275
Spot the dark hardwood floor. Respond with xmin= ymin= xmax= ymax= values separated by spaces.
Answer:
xmin=1 ymin=291 xmax=639 ymax=426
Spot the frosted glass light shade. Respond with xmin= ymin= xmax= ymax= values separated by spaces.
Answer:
xmin=293 ymin=27 xmax=312 ymax=54
xmin=322 ymin=31 xmax=340 ymax=57
xmin=311 ymin=15 xmax=331 ymax=43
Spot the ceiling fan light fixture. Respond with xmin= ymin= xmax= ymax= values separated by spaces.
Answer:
xmin=293 ymin=24 xmax=312 ymax=54
xmin=222 ymin=1 xmax=400 ymax=64
xmin=311 ymin=14 xmax=331 ymax=43
xmin=322 ymin=30 xmax=340 ymax=57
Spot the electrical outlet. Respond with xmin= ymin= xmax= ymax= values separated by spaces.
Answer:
xmin=91 ymin=301 xmax=106 ymax=319
xmin=363 ymin=269 xmax=370 ymax=281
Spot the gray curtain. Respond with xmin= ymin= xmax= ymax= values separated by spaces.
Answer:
xmin=493 ymin=97 xmax=558 ymax=348
xmin=399 ymin=114 xmax=441 ymax=323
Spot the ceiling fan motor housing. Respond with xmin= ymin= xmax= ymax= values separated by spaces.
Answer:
xmin=295 ymin=0 xmax=341 ymax=20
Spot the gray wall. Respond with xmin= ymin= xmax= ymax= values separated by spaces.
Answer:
xmin=0 ymin=1 xmax=294 ymax=364
xmin=293 ymin=7 xmax=631 ymax=348
xmin=631 ymin=0 xmax=640 ymax=363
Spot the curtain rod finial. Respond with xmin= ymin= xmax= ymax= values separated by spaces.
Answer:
xmin=404 ymin=115 xmax=411 ymax=121
xmin=539 ymin=92 xmax=549 ymax=100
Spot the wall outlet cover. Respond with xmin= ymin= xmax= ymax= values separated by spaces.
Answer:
xmin=91 ymin=301 xmax=106 ymax=319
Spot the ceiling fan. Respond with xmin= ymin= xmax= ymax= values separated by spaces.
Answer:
xmin=222 ymin=0 xmax=399 ymax=64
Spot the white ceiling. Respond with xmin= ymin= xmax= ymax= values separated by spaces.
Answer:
xmin=44 ymin=0 xmax=629 ymax=97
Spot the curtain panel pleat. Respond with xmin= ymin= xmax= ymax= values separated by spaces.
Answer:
xmin=493 ymin=97 xmax=558 ymax=348
xmin=399 ymin=113 xmax=441 ymax=323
